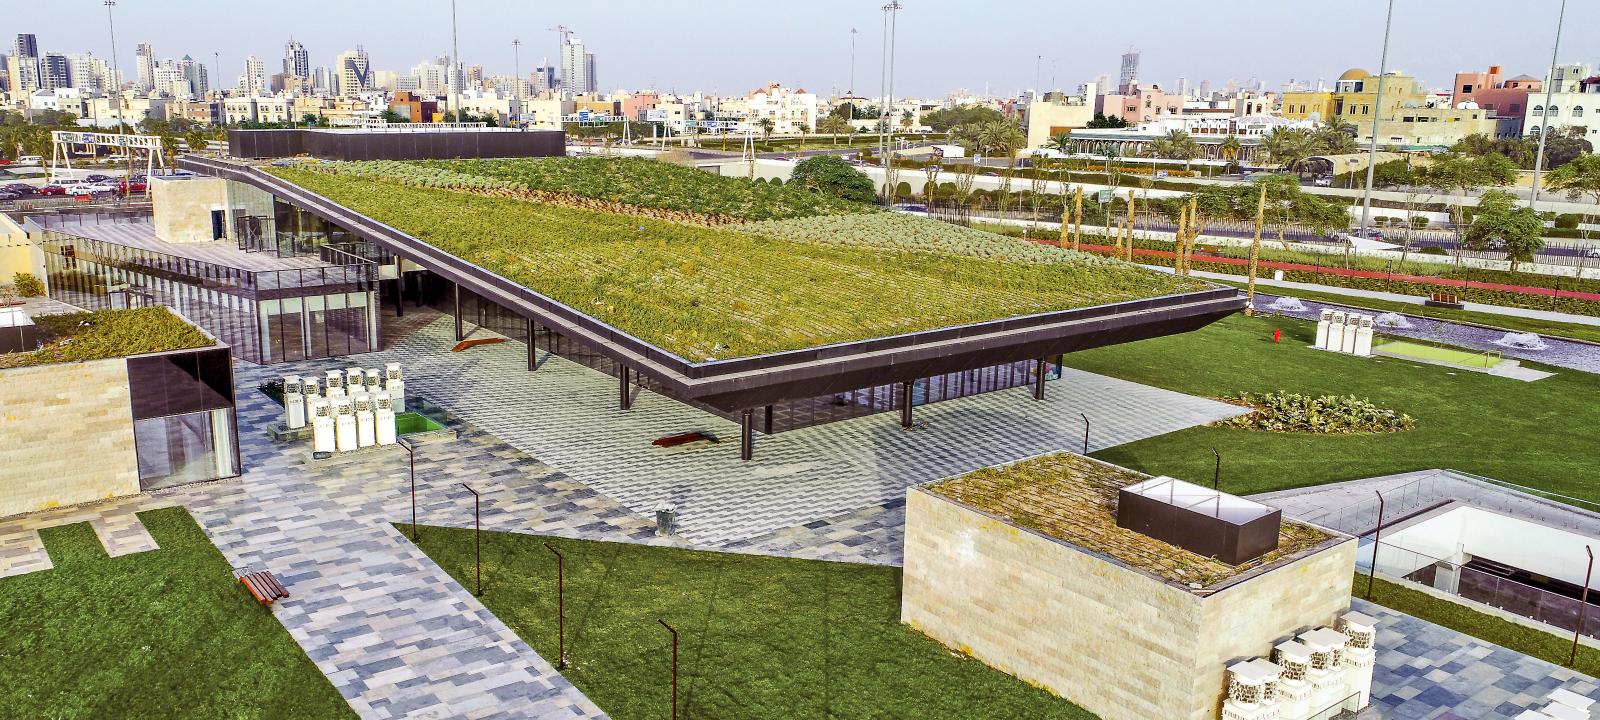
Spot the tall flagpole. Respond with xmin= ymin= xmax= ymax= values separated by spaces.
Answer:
xmin=1530 ymin=0 xmax=1567 ymax=208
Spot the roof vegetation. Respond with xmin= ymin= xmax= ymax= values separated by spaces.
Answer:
xmin=927 ymin=453 xmax=1332 ymax=587
xmin=0 ymin=308 xmax=213 ymax=370
xmin=268 ymin=160 xmax=1204 ymax=361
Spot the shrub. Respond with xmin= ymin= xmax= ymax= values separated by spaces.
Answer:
xmin=1556 ymin=213 xmax=1582 ymax=230
xmin=12 ymin=272 xmax=43 ymax=297
xmin=1410 ymin=216 xmax=1430 ymax=229
xmin=894 ymin=181 xmax=913 ymax=199
xmin=1219 ymin=392 xmax=1415 ymax=434
xmin=790 ymin=155 xmax=877 ymax=204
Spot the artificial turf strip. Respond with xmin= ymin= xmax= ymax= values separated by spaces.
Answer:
xmin=1374 ymin=340 xmax=1502 ymax=368
xmin=0 ymin=507 xmax=355 ymax=720
xmin=1354 ymin=573 xmax=1600 ymax=677
xmin=1067 ymin=312 xmax=1600 ymax=501
xmin=407 ymin=527 xmax=1098 ymax=720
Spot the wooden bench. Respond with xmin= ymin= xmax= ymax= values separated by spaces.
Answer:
xmin=239 ymin=570 xmax=290 ymax=606
xmin=451 ymin=337 xmax=506 ymax=352
xmin=1195 ymin=244 xmax=1222 ymax=256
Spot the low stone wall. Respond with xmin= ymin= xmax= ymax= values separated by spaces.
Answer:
xmin=0 ymin=357 xmax=140 ymax=517
xmin=900 ymin=487 xmax=1357 ymax=720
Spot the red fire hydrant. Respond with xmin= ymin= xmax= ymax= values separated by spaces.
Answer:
xmin=1273 ymin=328 xmax=1282 ymax=344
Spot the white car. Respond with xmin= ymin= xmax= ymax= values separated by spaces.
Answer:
xmin=64 ymin=183 xmax=115 ymax=195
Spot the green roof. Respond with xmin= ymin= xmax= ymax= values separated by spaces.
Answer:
xmin=268 ymin=160 xmax=1207 ymax=361
xmin=0 ymin=308 xmax=215 ymax=370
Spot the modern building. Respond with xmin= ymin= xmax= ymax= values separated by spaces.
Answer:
xmin=389 ymin=91 xmax=441 ymax=123
xmin=9 ymin=33 xmax=41 ymax=95
xmin=0 ymin=305 xmax=240 ymax=519
xmin=39 ymin=53 xmax=71 ymax=92
xmin=1097 ymin=82 xmax=1182 ymax=124
xmin=283 ymin=39 xmax=310 ymax=81
xmin=1523 ymin=63 xmax=1599 ymax=141
xmin=1118 ymin=48 xmax=1140 ymax=94
xmin=560 ymin=37 xmax=595 ymax=94
xmin=1023 ymin=90 xmax=1095 ymax=149
xmin=241 ymin=55 xmax=267 ymax=97
xmin=135 ymin=42 xmax=156 ymax=93
xmin=335 ymin=47 xmax=371 ymax=97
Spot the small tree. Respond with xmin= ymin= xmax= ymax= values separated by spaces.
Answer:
xmin=1463 ymin=189 xmax=1544 ymax=271
xmin=789 ymin=155 xmax=876 ymax=203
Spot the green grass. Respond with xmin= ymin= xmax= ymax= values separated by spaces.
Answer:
xmin=1356 ymin=573 xmax=1600 ymax=677
xmin=1374 ymin=340 xmax=1502 ymax=368
xmin=395 ymin=411 xmax=444 ymax=434
xmin=1216 ymin=279 xmax=1600 ymax=345
xmin=0 ymin=308 xmax=214 ymax=370
xmin=408 ymin=528 xmax=1096 ymax=720
xmin=269 ymin=167 xmax=1198 ymax=361
xmin=0 ymin=507 xmax=353 ymax=719
xmin=1066 ymin=312 xmax=1599 ymax=501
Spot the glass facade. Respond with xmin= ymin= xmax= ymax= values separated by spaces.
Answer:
xmin=36 ymin=219 xmax=379 ymax=364
xmin=134 ymin=409 xmax=238 ymax=490
xmin=441 ymin=280 xmax=1063 ymax=435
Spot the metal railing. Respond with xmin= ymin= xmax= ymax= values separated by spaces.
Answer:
xmin=1299 ymin=469 xmax=1600 ymax=537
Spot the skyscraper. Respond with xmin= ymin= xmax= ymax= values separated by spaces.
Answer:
xmin=335 ymin=47 xmax=371 ymax=96
xmin=560 ymin=37 xmax=594 ymax=94
xmin=135 ymin=42 xmax=156 ymax=92
xmin=10 ymin=34 xmax=41 ymax=94
xmin=242 ymin=55 xmax=266 ymax=96
xmin=531 ymin=59 xmax=556 ymax=94
xmin=1118 ymin=48 xmax=1139 ymax=94
xmin=40 ymin=53 xmax=71 ymax=91
xmin=283 ymin=39 xmax=309 ymax=80
xmin=179 ymin=55 xmax=208 ymax=96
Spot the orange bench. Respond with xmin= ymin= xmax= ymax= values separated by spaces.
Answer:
xmin=239 ymin=570 xmax=290 ymax=606
xmin=452 ymin=337 xmax=506 ymax=352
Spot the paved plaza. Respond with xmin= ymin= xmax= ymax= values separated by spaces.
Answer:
xmin=1 ymin=316 xmax=1597 ymax=718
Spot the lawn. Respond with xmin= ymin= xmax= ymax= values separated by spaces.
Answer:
xmin=0 ymin=507 xmax=353 ymax=719
xmin=1373 ymin=339 xmax=1502 ymax=368
xmin=408 ymin=527 xmax=1096 ymax=720
xmin=1066 ymin=312 xmax=1600 ymax=501
xmin=269 ymin=166 xmax=1200 ymax=361
xmin=1355 ymin=573 xmax=1600 ymax=677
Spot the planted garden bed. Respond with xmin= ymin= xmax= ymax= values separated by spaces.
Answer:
xmin=0 ymin=308 xmax=213 ymax=370
xmin=268 ymin=165 xmax=1203 ymax=361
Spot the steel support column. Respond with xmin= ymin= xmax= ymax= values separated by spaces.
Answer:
xmin=739 ymin=409 xmax=754 ymax=460
xmin=1033 ymin=358 xmax=1047 ymax=401
xmin=394 ymin=278 xmax=404 ymax=318
xmin=526 ymin=317 xmax=537 ymax=371
xmin=452 ymin=281 xmax=462 ymax=341
xmin=763 ymin=405 xmax=774 ymax=434
xmin=900 ymin=381 xmax=914 ymax=428
xmin=620 ymin=366 xmax=633 ymax=410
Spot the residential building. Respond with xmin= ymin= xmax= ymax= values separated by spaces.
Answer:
xmin=1524 ymin=63 xmax=1599 ymax=140
xmin=155 ymin=65 xmax=193 ymax=99
xmin=1023 ymin=90 xmax=1095 ymax=149
xmin=719 ymin=82 xmax=819 ymax=134
xmin=335 ymin=47 xmax=371 ymax=97
xmin=389 ymin=91 xmax=440 ymax=122
xmin=224 ymin=95 xmax=291 ymax=124
xmin=531 ymin=60 xmax=556 ymax=94
xmin=560 ymin=37 xmax=595 ymax=94
xmin=135 ymin=42 xmax=156 ymax=92
xmin=1453 ymin=65 xmax=1541 ymax=137
xmin=373 ymin=70 xmax=400 ymax=93
xmin=171 ymin=97 xmax=222 ymax=125
xmin=9 ymin=34 xmax=41 ymax=95
xmin=411 ymin=59 xmax=447 ymax=96
xmin=39 ymin=53 xmax=71 ymax=92
xmin=1097 ymin=82 xmax=1181 ymax=124
xmin=1325 ymin=68 xmax=1497 ymax=147
xmin=521 ymin=94 xmax=574 ymax=128
xmin=1280 ymin=90 xmax=1336 ymax=122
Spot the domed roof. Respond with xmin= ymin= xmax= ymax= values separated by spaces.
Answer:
xmin=1339 ymin=68 xmax=1371 ymax=81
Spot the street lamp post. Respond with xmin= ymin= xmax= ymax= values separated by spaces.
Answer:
xmin=512 ymin=39 xmax=522 ymax=126
xmin=449 ymin=0 xmax=462 ymax=124
xmin=1357 ymin=0 xmax=1395 ymax=241
xmin=1530 ymin=0 xmax=1568 ymax=208
xmin=398 ymin=437 xmax=418 ymax=541
xmin=460 ymin=482 xmax=481 ymax=595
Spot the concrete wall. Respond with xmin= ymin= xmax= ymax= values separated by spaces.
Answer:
xmin=151 ymin=175 xmax=228 ymax=244
xmin=900 ymin=487 xmax=1356 ymax=720
xmin=0 ymin=358 xmax=140 ymax=518
xmin=0 ymin=213 xmax=43 ymax=287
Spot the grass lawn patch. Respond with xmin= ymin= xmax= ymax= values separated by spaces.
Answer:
xmin=269 ymin=166 xmax=1199 ymax=361
xmin=408 ymin=527 xmax=1097 ymax=720
xmin=1065 ymin=312 xmax=1600 ymax=501
xmin=1373 ymin=340 xmax=1503 ymax=368
xmin=0 ymin=308 xmax=214 ymax=370
xmin=0 ymin=507 xmax=354 ymax=720
xmin=1355 ymin=572 xmax=1600 ymax=677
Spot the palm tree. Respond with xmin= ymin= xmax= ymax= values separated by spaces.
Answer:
xmin=1261 ymin=126 xmax=1314 ymax=174
xmin=977 ymin=120 xmax=1026 ymax=212
xmin=1045 ymin=133 xmax=1075 ymax=157
xmin=756 ymin=117 xmax=775 ymax=142
xmin=1219 ymin=134 xmax=1243 ymax=165
xmin=817 ymin=115 xmax=851 ymax=145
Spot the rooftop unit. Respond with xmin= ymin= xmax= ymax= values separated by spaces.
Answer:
xmin=1116 ymin=475 xmax=1282 ymax=565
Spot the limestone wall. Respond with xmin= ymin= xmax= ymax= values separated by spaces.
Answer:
xmin=900 ymin=487 xmax=1356 ymax=720
xmin=151 ymin=175 xmax=228 ymax=244
xmin=0 ymin=358 xmax=140 ymax=518
xmin=0 ymin=213 xmax=42 ymax=286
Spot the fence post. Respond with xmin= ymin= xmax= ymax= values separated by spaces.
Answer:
xmin=1571 ymin=546 xmax=1594 ymax=668
xmin=1366 ymin=491 xmax=1386 ymax=600
xmin=545 ymin=542 xmax=567 ymax=669
xmin=460 ymin=483 xmax=481 ymax=596
xmin=659 ymin=619 xmax=678 ymax=720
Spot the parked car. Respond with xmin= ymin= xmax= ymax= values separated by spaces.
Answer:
xmin=1583 ymin=247 xmax=1600 ymax=259
xmin=64 ymin=183 xmax=115 ymax=195
xmin=119 ymin=181 xmax=147 ymax=193
xmin=1 ymin=183 xmax=37 ymax=195
xmin=15 ymin=155 xmax=43 ymax=165
xmin=36 ymin=185 xmax=67 ymax=196
xmin=84 ymin=174 xmax=112 ymax=183
xmin=0 ymin=191 xmax=21 ymax=202
xmin=1312 ymin=176 xmax=1333 ymax=187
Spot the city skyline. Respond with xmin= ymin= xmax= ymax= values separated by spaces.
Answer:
xmin=3 ymin=0 xmax=1595 ymax=99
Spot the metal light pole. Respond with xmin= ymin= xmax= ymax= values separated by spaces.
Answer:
xmin=544 ymin=542 xmax=567 ymax=669
xmin=885 ymin=2 xmax=901 ymax=158
xmin=1530 ymin=0 xmax=1567 ymax=208
xmin=1357 ymin=0 xmax=1395 ymax=240
xmin=1080 ymin=412 xmax=1090 ymax=455
xmin=1035 ymin=54 xmax=1042 ymax=98
xmin=460 ymin=482 xmax=481 ymax=595
xmin=398 ymin=437 xmax=418 ymax=541
xmin=849 ymin=28 xmax=858 ymax=106
xmin=877 ymin=7 xmax=890 ymax=172
xmin=450 ymin=0 xmax=462 ymax=124
xmin=1366 ymin=490 xmax=1386 ymax=600
xmin=104 ymin=1 xmax=126 ymax=133
xmin=1571 ymin=545 xmax=1593 ymax=667
xmin=659 ymin=619 xmax=679 ymax=720
xmin=512 ymin=39 xmax=522 ymax=126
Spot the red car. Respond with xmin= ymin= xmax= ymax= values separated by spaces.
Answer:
xmin=37 ymin=185 xmax=67 ymax=196
xmin=119 ymin=181 xmax=147 ymax=193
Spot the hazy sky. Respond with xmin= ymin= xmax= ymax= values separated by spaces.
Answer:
xmin=5 ymin=1 xmax=1595 ymax=99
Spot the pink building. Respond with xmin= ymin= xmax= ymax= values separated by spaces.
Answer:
xmin=1095 ymin=83 xmax=1181 ymax=124
xmin=1452 ymin=65 xmax=1541 ymax=124
xmin=619 ymin=91 xmax=660 ymax=121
